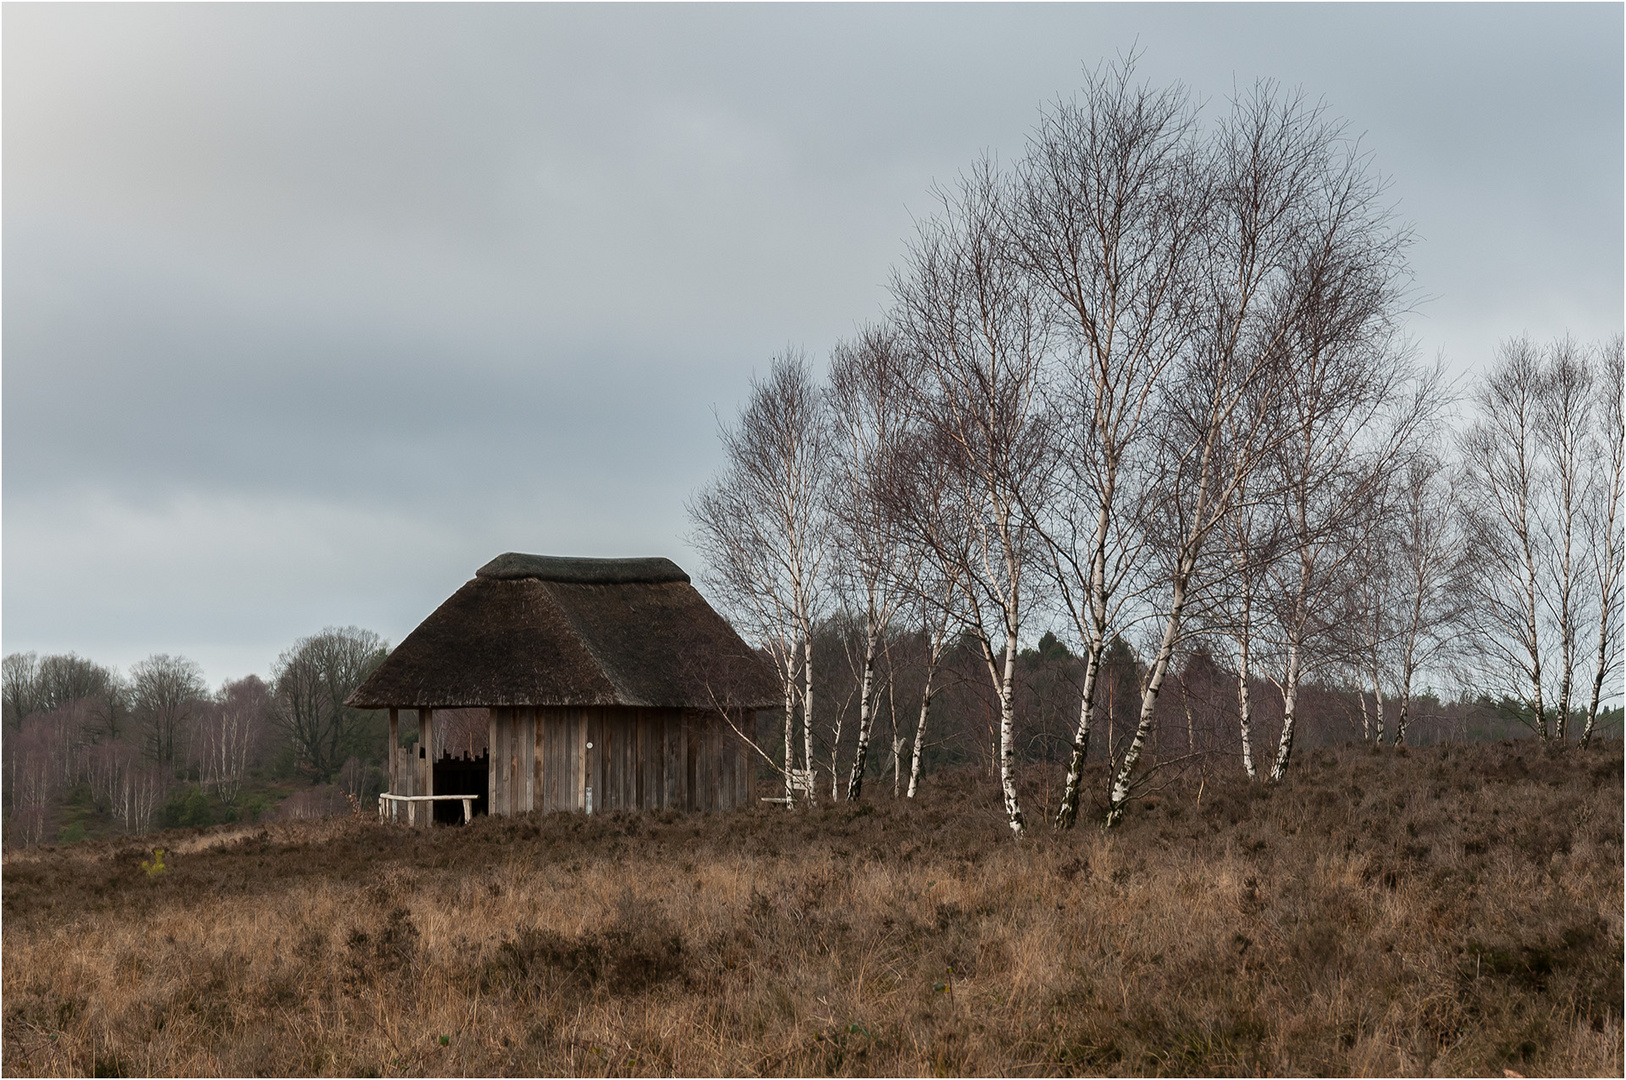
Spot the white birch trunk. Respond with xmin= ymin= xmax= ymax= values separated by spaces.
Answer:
xmin=1372 ymin=672 xmax=1387 ymax=745
xmin=1582 ymin=601 xmax=1613 ymax=746
xmin=1054 ymin=648 xmax=1102 ymax=827
xmin=1268 ymin=636 xmax=1302 ymax=782
xmin=783 ymin=653 xmax=797 ymax=803
xmin=1054 ymin=501 xmax=1112 ymax=829
xmin=802 ymin=635 xmax=816 ymax=802
xmin=1237 ymin=587 xmax=1256 ymax=780
xmin=846 ymin=634 xmax=879 ymax=800
xmin=1105 ymin=571 xmax=1187 ymax=828
xmin=906 ymin=653 xmax=937 ymax=799
xmin=997 ymin=633 xmax=1024 ymax=835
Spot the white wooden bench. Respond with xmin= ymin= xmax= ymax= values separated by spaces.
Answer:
xmin=378 ymin=793 xmax=476 ymax=825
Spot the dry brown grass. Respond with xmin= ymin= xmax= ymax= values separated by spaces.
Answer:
xmin=3 ymin=740 xmax=1621 ymax=1076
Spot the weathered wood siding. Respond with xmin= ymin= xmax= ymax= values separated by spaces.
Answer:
xmin=484 ymin=706 xmax=753 ymax=815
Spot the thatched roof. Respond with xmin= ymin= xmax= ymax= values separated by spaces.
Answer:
xmin=347 ymin=553 xmax=779 ymax=711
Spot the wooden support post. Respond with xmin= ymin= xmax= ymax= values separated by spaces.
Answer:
xmin=487 ymin=708 xmax=499 ymax=818
xmin=418 ymin=707 xmax=433 ymax=824
xmin=388 ymin=708 xmax=399 ymax=795
xmin=498 ymin=707 xmax=512 ymax=815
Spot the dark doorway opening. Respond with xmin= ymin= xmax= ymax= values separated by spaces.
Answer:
xmin=433 ymin=750 xmax=489 ymax=823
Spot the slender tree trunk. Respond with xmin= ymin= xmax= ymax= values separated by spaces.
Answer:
xmin=802 ymin=635 xmax=816 ymax=801
xmin=1268 ymin=635 xmax=1302 ymax=782
xmin=998 ymin=634 xmax=1024 ymax=835
xmin=1554 ymin=510 xmax=1575 ymax=740
xmin=1106 ymin=567 xmax=1190 ymax=828
xmin=1054 ymin=501 xmax=1111 ymax=829
xmin=1238 ymin=589 xmax=1256 ymax=779
xmin=1396 ymin=624 xmax=1419 ymax=745
xmin=782 ymin=655 xmax=796 ymax=803
xmin=906 ymin=651 xmax=938 ymax=799
xmin=1372 ymin=672 xmax=1387 ymax=745
xmin=1359 ymin=690 xmax=1371 ymax=742
xmin=1520 ymin=530 xmax=1548 ymax=739
xmin=1182 ymin=674 xmax=1196 ymax=756
xmin=1582 ymin=568 xmax=1616 ymax=746
xmin=847 ymin=632 xmax=879 ymax=800
xmin=1054 ymin=649 xmax=1102 ymax=828
xmin=884 ymin=670 xmax=901 ymax=798
xmin=1584 ymin=360 xmax=1623 ymax=747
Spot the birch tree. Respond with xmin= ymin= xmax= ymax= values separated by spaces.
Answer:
xmin=884 ymin=405 xmax=972 ymax=800
xmin=1006 ymin=57 xmax=1209 ymax=829
xmin=1261 ymin=336 xmax=1424 ymax=783
xmin=892 ymin=158 xmax=1054 ymax=835
xmin=1106 ymin=83 xmax=1408 ymax=823
xmin=1536 ymin=338 xmax=1596 ymax=739
xmin=689 ymin=350 xmax=832 ymax=802
xmin=200 ymin=674 xmax=269 ymax=805
xmin=1388 ymin=445 xmax=1471 ymax=744
xmin=1581 ymin=335 xmax=1624 ymax=745
xmin=827 ymin=325 xmax=914 ymax=800
xmin=1459 ymin=338 xmax=1555 ymax=737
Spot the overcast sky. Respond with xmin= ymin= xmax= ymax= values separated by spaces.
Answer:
xmin=4 ymin=3 xmax=1622 ymax=686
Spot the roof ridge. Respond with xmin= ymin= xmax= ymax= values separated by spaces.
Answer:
xmin=476 ymin=552 xmax=690 ymax=585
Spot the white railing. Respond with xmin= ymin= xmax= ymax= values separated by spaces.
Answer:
xmin=378 ymin=793 xmax=476 ymax=825
xmin=760 ymin=767 xmax=815 ymax=805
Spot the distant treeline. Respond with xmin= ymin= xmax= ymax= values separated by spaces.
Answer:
xmin=5 ymin=614 xmax=1618 ymax=847
xmin=1 ymin=629 xmax=391 ymax=847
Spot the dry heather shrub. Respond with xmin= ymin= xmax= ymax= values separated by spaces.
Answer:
xmin=2 ymin=740 xmax=1620 ymax=1076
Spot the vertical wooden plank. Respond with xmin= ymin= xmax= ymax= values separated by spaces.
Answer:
xmin=616 ymin=711 xmax=625 ymax=811
xmin=488 ymin=708 xmax=499 ymax=816
xmin=676 ymin=713 xmax=688 ymax=811
xmin=619 ymin=712 xmax=630 ymax=810
xmin=490 ymin=708 xmax=501 ymax=816
xmin=707 ymin=721 xmax=718 ymax=812
xmin=418 ymin=708 xmax=434 ymax=805
xmin=687 ymin=714 xmax=698 ymax=812
xmin=745 ymin=713 xmax=757 ymax=803
xmin=576 ymin=709 xmax=587 ymax=812
xmin=388 ymin=708 xmax=399 ymax=795
xmin=639 ymin=711 xmax=652 ymax=811
xmin=542 ymin=711 xmax=554 ymax=813
xmin=629 ymin=710 xmax=640 ymax=811
xmin=504 ymin=707 xmax=517 ymax=815
xmin=726 ymin=722 xmax=736 ymax=810
xmin=540 ymin=711 xmax=553 ymax=813
xmin=504 ymin=707 xmax=517 ymax=816
xmin=552 ymin=710 xmax=565 ymax=812
xmin=650 ymin=712 xmax=661 ymax=811
xmin=522 ymin=707 xmax=536 ymax=813
xmin=602 ymin=711 xmax=613 ymax=811
xmin=588 ymin=709 xmax=601 ymax=813
xmin=664 ymin=711 xmax=677 ymax=810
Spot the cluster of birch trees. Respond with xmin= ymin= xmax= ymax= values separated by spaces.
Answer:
xmin=689 ymin=61 xmax=1624 ymax=834
xmin=1 ymin=626 xmax=388 ymax=843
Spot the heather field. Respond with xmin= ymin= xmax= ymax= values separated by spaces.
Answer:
xmin=3 ymin=740 xmax=1621 ymax=1077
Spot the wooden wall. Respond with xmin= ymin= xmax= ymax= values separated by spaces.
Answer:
xmin=485 ymin=706 xmax=754 ymax=815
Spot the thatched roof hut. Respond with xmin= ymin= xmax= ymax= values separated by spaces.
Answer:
xmin=353 ymin=553 xmax=777 ymax=821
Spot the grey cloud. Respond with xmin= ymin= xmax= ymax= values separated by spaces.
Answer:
xmin=4 ymin=3 xmax=1620 ymax=682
